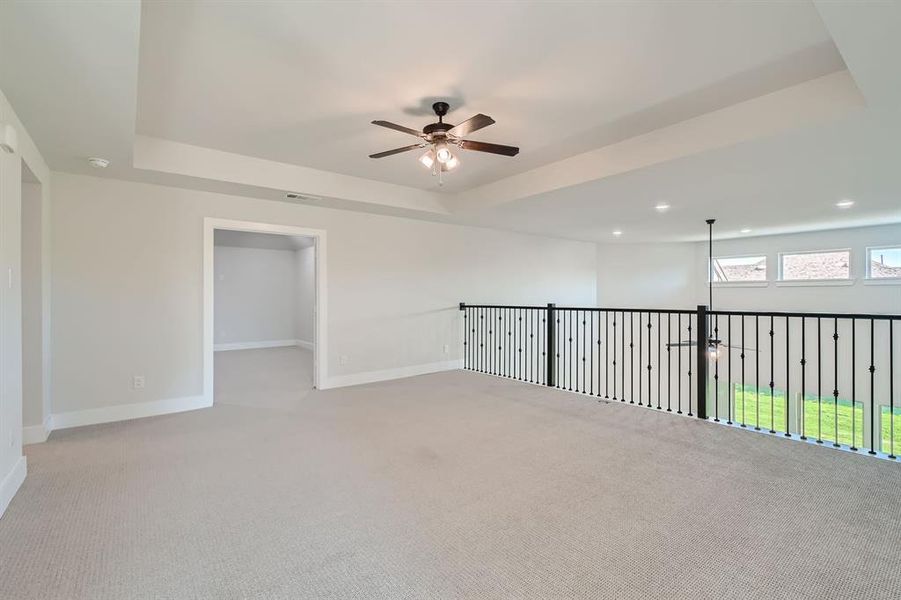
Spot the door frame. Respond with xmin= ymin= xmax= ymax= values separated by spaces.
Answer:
xmin=203 ymin=217 xmax=327 ymax=404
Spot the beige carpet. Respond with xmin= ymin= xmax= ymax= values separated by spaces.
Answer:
xmin=1 ymin=356 xmax=900 ymax=599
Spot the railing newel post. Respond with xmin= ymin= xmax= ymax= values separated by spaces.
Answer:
xmin=697 ymin=305 xmax=708 ymax=420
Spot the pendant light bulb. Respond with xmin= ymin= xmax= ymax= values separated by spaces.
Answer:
xmin=435 ymin=142 xmax=452 ymax=163
xmin=419 ymin=149 xmax=435 ymax=170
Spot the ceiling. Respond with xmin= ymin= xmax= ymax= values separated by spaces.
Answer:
xmin=135 ymin=1 xmax=839 ymax=193
xmin=1 ymin=1 xmax=900 ymax=243
xmin=214 ymin=230 xmax=313 ymax=251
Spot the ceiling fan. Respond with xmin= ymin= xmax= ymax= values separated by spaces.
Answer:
xmin=369 ymin=101 xmax=519 ymax=184
xmin=667 ymin=219 xmax=759 ymax=356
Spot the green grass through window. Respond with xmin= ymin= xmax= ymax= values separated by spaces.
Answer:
xmin=733 ymin=384 xmax=864 ymax=448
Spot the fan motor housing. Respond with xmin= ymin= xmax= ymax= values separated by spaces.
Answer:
xmin=422 ymin=122 xmax=453 ymax=137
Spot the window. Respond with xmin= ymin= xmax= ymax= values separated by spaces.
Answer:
xmin=733 ymin=384 xmax=864 ymax=447
xmin=867 ymin=246 xmax=901 ymax=279
xmin=779 ymin=250 xmax=851 ymax=281
xmin=711 ymin=255 xmax=767 ymax=282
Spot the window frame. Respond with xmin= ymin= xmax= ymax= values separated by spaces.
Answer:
xmin=708 ymin=253 xmax=769 ymax=287
xmin=865 ymin=245 xmax=901 ymax=281
xmin=776 ymin=248 xmax=854 ymax=286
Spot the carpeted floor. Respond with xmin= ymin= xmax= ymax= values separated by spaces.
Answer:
xmin=2 ymin=352 xmax=900 ymax=599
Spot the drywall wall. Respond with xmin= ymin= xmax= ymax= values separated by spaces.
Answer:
xmin=50 ymin=172 xmax=596 ymax=416
xmin=597 ymin=242 xmax=697 ymax=309
xmin=0 ymin=117 xmax=24 ymax=516
xmin=597 ymin=224 xmax=901 ymax=314
xmin=696 ymin=223 xmax=901 ymax=314
xmin=21 ymin=181 xmax=41 ymax=428
xmin=1 ymin=87 xmax=50 ymax=517
xmin=295 ymin=245 xmax=314 ymax=345
xmin=214 ymin=245 xmax=298 ymax=346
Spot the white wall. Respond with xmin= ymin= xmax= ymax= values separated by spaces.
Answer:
xmin=1 ymin=87 xmax=50 ymax=518
xmin=50 ymin=172 xmax=596 ymax=416
xmin=214 ymin=245 xmax=298 ymax=346
xmin=295 ymin=245 xmax=314 ymax=345
xmin=597 ymin=242 xmax=696 ymax=309
xmin=598 ymin=224 xmax=901 ymax=314
xmin=21 ymin=181 xmax=41 ymax=427
xmin=696 ymin=223 xmax=901 ymax=314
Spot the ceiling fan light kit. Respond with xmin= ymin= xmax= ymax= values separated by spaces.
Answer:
xmin=369 ymin=101 xmax=519 ymax=185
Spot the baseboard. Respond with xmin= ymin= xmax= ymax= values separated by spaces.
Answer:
xmin=0 ymin=456 xmax=27 ymax=520
xmin=51 ymin=395 xmax=212 ymax=431
xmin=23 ymin=415 xmax=52 ymax=445
xmin=214 ymin=339 xmax=299 ymax=352
xmin=323 ymin=359 xmax=463 ymax=389
xmin=296 ymin=339 xmax=314 ymax=351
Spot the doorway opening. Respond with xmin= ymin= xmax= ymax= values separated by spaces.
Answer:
xmin=203 ymin=219 xmax=327 ymax=407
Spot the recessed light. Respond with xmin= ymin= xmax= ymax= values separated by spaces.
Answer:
xmin=88 ymin=157 xmax=109 ymax=169
xmin=740 ymin=228 xmax=752 ymax=234
xmin=836 ymin=199 xmax=855 ymax=208
xmin=655 ymin=203 xmax=670 ymax=212
xmin=612 ymin=230 xmax=623 ymax=237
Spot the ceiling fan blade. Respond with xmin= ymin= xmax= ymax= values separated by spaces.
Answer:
xmin=371 ymin=120 xmax=423 ymax=138
xmin=447 ymin=113 xmax=495 ymax=137
xmin=369 ymin=144 xmax=423 ymax=159
xmin=666 ymin=340 xmax=698 ymax=348
xmin=458 ymin=139 xmax=519 ymax=156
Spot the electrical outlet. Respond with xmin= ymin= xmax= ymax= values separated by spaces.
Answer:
xmin=132 ymin=375 xmax=145 ymax=390
xmin=339 ymin=355 xmax=348 ymax=366
xmin=443 ymin=344 xmax=450 ymax=354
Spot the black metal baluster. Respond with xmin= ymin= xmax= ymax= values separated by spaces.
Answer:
xmin=590 ymin=311 xmax=595 ymax=396
xmin=538 ymin=308 xmax=550 ymax=385
xmin=499 ymin=308 xmax=504 ymax=376
xmin=478 ymin=308 xmax=483 ymax=373
xmin=596 ymin=311 xmax=603 ymax=398
xmin=556 ymin=310 xmax=561 ymax=389
xmin=463 ymin=308 xmax=468 ymax=370
xmin=785 ymin=317 xmax=791 ymax=437
xmin=833 ymin=318 xmax=840 ymax=447
xmin=755 ymin=315 xmax=760 ymax=430
xmin=678 ymin=313 xmax=683 ymax=414
xmin=582 ymin=310 xmax=590 ymax=394
xmin=638 ymin=312 xmax=643 ymax=406
xmin=630 ymin=312 xmax=635 ymax=404
xmin=714 ymin=314 xmax=720 ymax=422
xmin=727 ymin=315 xmax=732 ymax=425
xmin=621 ymin=311 xmax=626 ymax=402
xmin=532 ymin=308 xmax=537 ymax=383
xmin=769 ymin=315 xmax=775 ymax=434
xmin=605 ymin=311 xmax=610 ymax=399
xmin=612 ymin=311 xmax=617 ymax=401
xmin=507 ymin=308 xmax=512 ymax=378
xmin=511 ymin=308 xmax=516 ymax=380
xmin=657 ymin=313 xmax=662 ymax=410
xmin=566 ymin=310 xmax=569 ymax=390
xmin=741 ymin=315 xmax=746 ymax=427
xmin=687 ymin=315 xmax=693 ymax=417
xmin=890 ymin=320 xmax=895 ymax=459
xmin=647 ymin=315 xmax=653 ymax=409
xmin=526 ymin=309 xmax=532 ymax=383
xmin=667 ymin=313 xmax=672 ymax=412
xmin=851 ymin=319 xmax=857 ymax=450
xmin=520 ymin=309 xmax=525 ymax=382
xmin=817 ymin=317 xmax=823 ymax=444
xmin=488 ymin=308 xmax=495 ymax=375
xmin=800 ymin=318 xmax=807 ymax=440
xmin=869 ymin=318 xmax=876 ymax=455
